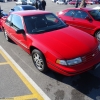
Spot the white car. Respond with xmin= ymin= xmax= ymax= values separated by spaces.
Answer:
xmin=93 ymin=6 xmax=100 ymax=9
xmin=16 ymin=0 xmax=36 ymax=5
xmin=52 ymin=0 xmax=57 ymax=2
xmin=16 ymin=0 xmax=27 ymax=5
xmin=27 ymin=0 xmax=36 ymax=5
xmin=56 ymin=0 xmax=65 ymax=4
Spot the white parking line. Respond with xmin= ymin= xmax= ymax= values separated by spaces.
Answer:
xmin=0 ymin=46 xmax=51 ymax=100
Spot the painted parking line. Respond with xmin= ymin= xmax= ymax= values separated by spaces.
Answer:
xmin=0 ymin=46 xmax=51 ymax=100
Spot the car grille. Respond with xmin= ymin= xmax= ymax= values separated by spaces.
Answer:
xmin=82 ymin=47 xmax=100 ymax=62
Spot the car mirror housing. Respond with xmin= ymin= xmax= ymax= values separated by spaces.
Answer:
xmin=11 ymin=9 xmax=14 ymax=11
xmin=85 ymin=16 xmax=92 ymax=22
xmin=16 ymin=29 xmax=25 ymax=34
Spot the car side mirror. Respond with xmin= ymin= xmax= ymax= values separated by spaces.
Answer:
xmin=85 ymin=16 xmax=92 ymax=22
xmin=16 ymin=29 xmax=25 ymax=34
xmin=11 ymin=9 xmax=14 ymax=11
xmin=10 ymin=22 xmax=13 ymax=26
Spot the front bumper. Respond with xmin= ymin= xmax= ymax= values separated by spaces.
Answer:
xmin=47 ymin=50 xmax=100 ymax=76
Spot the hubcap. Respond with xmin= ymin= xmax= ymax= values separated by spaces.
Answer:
xmin=33 ymin=53 xmax=44 ymax=70
xmin=96 ymin=31 xmax=100 ymax=41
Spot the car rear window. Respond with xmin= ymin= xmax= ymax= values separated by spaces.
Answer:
xmin=22 ymin=6 xmax=36 ymax=10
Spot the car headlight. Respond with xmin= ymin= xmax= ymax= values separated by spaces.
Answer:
xmin=56 ymin=57 xmax=82 ymax=66
xmin=98 ymin=44 xmax=100 ymax=51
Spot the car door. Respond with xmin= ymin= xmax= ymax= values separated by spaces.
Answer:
xmin=63 ymin=10 xmax=96 ymax=34
xmin=10 ymin=14 xmax=28 ymax=49
xmin=71 ymin=10 xmax=96 ymax=34
xmin=61 ymin=10 xmax=75 ymax=25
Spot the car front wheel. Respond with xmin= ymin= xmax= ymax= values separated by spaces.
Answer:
xmin=32 ymin=49 xmax=48 ymax=72
xmin=95 ymin=31 xmax=100 ymax=41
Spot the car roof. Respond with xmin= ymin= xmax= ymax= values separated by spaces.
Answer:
xmin=12 ymin=10 xmax=51 ymax=16
xmin=64 ymin=7 xmax=93 ymax=12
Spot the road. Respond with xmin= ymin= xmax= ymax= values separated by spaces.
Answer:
xmin=0 ymin=1 xmax=100 ymax=100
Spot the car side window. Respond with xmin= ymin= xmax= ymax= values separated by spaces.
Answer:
xmin=6 ymin=14 xmax=12 ymax=25
xmin=80 ymin=11 xmax=88 ymax=19
xmin=11 ymin=14 xmax=23 ymax=30
xmin=74 ymin=10 xmax=88 ymax=19
xmin=64 ymin=10 xmax=75 ymax=17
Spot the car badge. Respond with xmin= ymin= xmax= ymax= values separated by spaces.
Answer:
xmin=92 ymin=54 xmax=95 ymax=57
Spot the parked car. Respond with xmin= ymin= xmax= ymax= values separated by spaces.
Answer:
xmin=92 ymin=0 xmax=98 ymax=4
xmin=98 ymin=0 xmax=100 ymax=3
xmin=85 ymin=0 xmax=94 ymax=4
xmin=9 ymin=5 xmax=36 ymax=14
xmin=0 ymin=10 xmax=8 ymax=29
xmin=69 ymin=0 xmax=81 ymax=5
xmin=69 ymin=0 xmax=94 ymax=5
xmin=93 ymin=6 xmax=100 ymax=9
xmin=52 ymin=0 xmax=57 ymax=2
xmin=0 ymin=10 xmax=8 ymax=17
xmin=0 ymin=0 xmax=7 ymax=2
xmin=57 ymin=8 xmax=100 ymax=40
xmin=56 ymin=0 xmax=65 ymax=4
xmin=16 ymin=0 xmax=27 ymax=5
xmin=28 ymin=0 xmax=36 ymax=6
xmin=2 ymin=10 xmax=100 ymax=76
xmin=16 ymin=0 xmax=36 ymax=5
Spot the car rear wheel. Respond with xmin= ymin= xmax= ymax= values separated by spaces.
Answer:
xmin=95 ymin=30 xmax=100 ymax=41
xmin=32 ymin=49 xmax=48 ymax=72
xmin=4 ymin=29 xmax=11 ymax=42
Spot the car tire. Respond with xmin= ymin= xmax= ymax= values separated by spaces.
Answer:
xmin=4 ymin=29 xmax=11 ymax=42
xmin=32 ymin=49 xmax=48 ymax=72
xmin=95 ymin=30 xmax=100 ymax=41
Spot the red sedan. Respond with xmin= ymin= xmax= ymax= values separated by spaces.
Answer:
xmin=69 ymin=0 xmax=81 ymax=5
xmin=57 ymin=8 xmax=100 ymax=40
xmin=69 ymin=0 xmax=93 ymax=5
xmin=2 ymin=10 xmax=100 ymax=76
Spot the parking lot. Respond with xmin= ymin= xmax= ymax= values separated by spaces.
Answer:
xmin=0 ymin=1 xmax=100 ymax=100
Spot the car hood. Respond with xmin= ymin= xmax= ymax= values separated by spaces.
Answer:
xmin=29 ymin=26 xmax=98 ymax=59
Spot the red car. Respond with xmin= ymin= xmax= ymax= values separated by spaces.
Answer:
xmin=69 ymin=0 xmax=93 ymax=5
xmin=57 ymin=8 xmax=100 ymax=40
xmin=85 ymin=0 xmax=94 ymax=4
xmin=0 ymin=10 xmax=8 ymax=29
xmin=2 ymin=10 xmax=100 ymax=76
xmin=69 ymin=0 xmax=81 ymax=5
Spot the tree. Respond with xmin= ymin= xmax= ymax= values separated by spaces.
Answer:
xmin=79 ymin=0 xmax=87 ymax=8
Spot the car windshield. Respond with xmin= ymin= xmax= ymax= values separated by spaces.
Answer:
xmin=89 ymin=10 xmax=100 ymax=21
xmin=24 ymin=13 xmax=67 ymax=34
